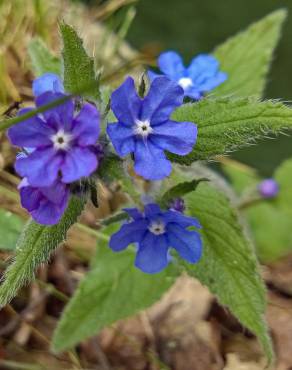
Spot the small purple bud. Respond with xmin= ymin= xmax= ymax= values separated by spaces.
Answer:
xmin=169 ymin=198 xmax=185 ymax=213
xmin=258 ymin=179 xmax=279 ymax=199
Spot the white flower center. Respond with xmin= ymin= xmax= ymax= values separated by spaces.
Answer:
xmin=51 ymin=129 xmax=72 ymax=151
xmin=133 ymin=119 xmax=153 ymax=138
xmin=148 ymin=220 xmax=166 ymax=235
xmin=178 ymin=77 xmax=193 ymax=90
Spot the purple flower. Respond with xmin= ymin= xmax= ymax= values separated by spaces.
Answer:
xmin=8 ymin=77 xmax=101 ymax=187
xmin=149 ymin=51 xmax=227 ymax=100
xmin=109 ymin=203 xmax=202 ymax=273
xmin=258 ymin=179 xmax=279 ymax=198
xmin=19 ymin=178 xmax=69 ymax=225
xmin=107 ymin=76 xmax=197 ymax=180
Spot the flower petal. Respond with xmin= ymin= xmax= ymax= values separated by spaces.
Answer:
xmin=164 ymin=210 xmax=202 ymax=229
xmin=72 ymin=103 xmax=100 ymax=146
xmin=61 ymin=147 xmax=98 ymax=183
xmin=31 ymin=191 xmax=69 ymax=225
xmin=36 ymin=92 xmax=74 ymax=131
xmin=140 ymin=77 xmax=184 ymax=125
xmin=144 ymin=203 xmax=161 ymax=218
xmin=107 ymin=122 xmax=135 ymax=156
xmin=196 ymin=71 xmax=228 ymax=92
xmin=110 ymin=77 xmax=141 ymax=126
xmin=187 ymin=54 xmax=219 ymax=81
xmin=32 ymin=73 xmax=64 ymax=98
xmin=134 ymin=140 xmax=172 ymax=180
xmin=123 ymin=208 xmax=143 ymax=220
xmin=7 ymin=108 xmax=53 ymax=148
xmin=19 ymin=185 xmax=42 ymax=212
xmin=157 ymin=51 xmax=185 ymax=79
xmin=109 ymin=220 xmax=149 ymax=251
xmin=167 ymin=224 xmax=202 ymax=263
xmin=151 ymin=120 xmax=197 ymax=155
xmin=39 ymin=181 xmax=69 ymax=204
xmin=15 ymin=148 xmax=62 ymax=187
xmin=135 ymin=233 xmax=169 ymax=273
xmin=184 ymin=87 xmax=203 ymax=100
xmin=147 ymin=70 xmax=161 ymax=82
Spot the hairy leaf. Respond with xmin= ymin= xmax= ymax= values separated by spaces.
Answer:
xmin=60 ymin=23 xmax=101 ymax=101
xmin=182 ymin=182 xmax=273 ymax=361
xmin=0 ymin=197 xmax=85 ymax=308
xmin=170 ymin=98 xmax=292 ymax=164
xmin=213 ymin=9 xmax=287 ymax=98
xmin=52 ymin=225 xmax=177 ymax=352
xmin=28 ymin=37 xmax=61 ymax=76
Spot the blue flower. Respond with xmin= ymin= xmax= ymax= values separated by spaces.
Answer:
xmin=109 ymin=203 xmax=202 ymax=273
xmin=149 ymin=51 xmax=227 ymax=100
xmin=19 ymin=178 xmax=69 ymax=225
xmin=258 ymin=179 xmax=279 ymax=199
xmin=32 ymin=73 xmax=64 ymax=97
xmin=107 ymin=76 xmax=197 ymax=180
xmin=8 ymin=75 xmax=101 ymax=187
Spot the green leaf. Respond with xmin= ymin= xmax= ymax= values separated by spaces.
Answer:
xmin=160 ymin=178 xmax=208 ymax=208
xmin=213 ymin=9 xmax=287 ymax=98
xmin=60 ymin=23 xmax=101 ymax=101
xmin=183 ymin=182 xmax=273 ymax=362
xmin=0 ymin=196 xmax=85 ymax=308
xmin=171 ymin=98 xmax=292 ymax=164
xmin=52 ymin=225 xmax=177 ymax=352
xmin=28 ymin=37 xmax=61 ymax=76
xmin=0 ymin=210 xmax=23 ymax=251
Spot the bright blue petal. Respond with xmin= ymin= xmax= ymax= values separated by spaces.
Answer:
xmin=187 ymin=54 xmax=219 ymax=81
xmin=72 ymin=103 xmax=100 ymax=146
xmin=32 ymin=73 xmax=64 ymax=98
xmin=167 ymin=224 xmax=202 ymax=263
xmin=135 ymin=233 xmax=169 ymax=273
xmin=15 ymin=148 xmax=61 ymax=187
xmin=7 ymin=108 xmax=54 ymax=148
xmin=144 ymin=203 xmax=161 ymax=218
xmin=157 ymin=51 xmax=185 ymax=79
xmin=110 ymin=77 xmax=141 ymax=126
xmin=107 ymin=122 xmax=135 ymax=156
xmin=61 ymin=147 xmax=98 ymax=183
xmin=147 ymin=70 xmax=161 ymax=82
xmin=163 ymin=210 xmax=202 ymax=229
xmin=134 ymin=140 xmax=172 ymax=180
xmin=140 ymin=77 xmax=184 ymax=125
xmin=36 ymin=92 xmax=74 ymax=131
xmin=109 ymin=219 xmax=148 ymax=251
xmin=197 ymin=71 xmax=228 ymax=92
xmin=123 ymin=208 xmax=143 ymax=220
xmin=184 ymin=87 xmax=203 ymax=100
xmin=151 ymin=120 xmax=197 ymax=155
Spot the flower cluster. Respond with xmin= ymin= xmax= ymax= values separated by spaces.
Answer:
xmin=109 ymin=204 xmax=202 ymax=273
xmin=7 ymin=50 xmax=225 ymax=271
xmin=8 ymin=73 xmax=101 ymax=225
xmin=149 ymin=51 xmax=227 ymax=100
